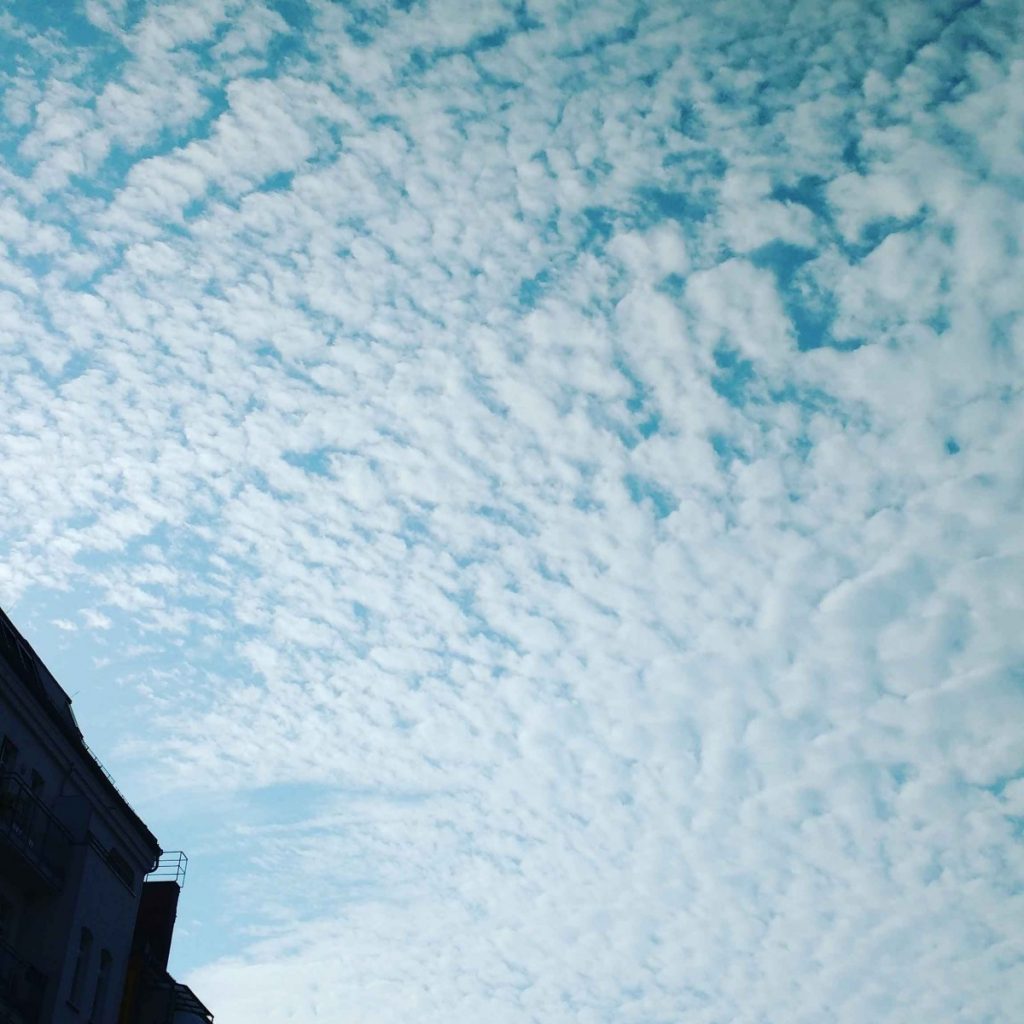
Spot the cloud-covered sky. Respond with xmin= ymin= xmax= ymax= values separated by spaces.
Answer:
xmin=2 ymin=0 xmax=1023 ymax=1020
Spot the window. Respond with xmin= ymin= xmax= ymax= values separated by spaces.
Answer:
xmin=68 ymin=927 xmax=93 ymax=1008
xmin=89 ymin=950 xmax=112 ymax=1022
xmin=0 ymin=736 xmax=17 ymax=772
xmin=105 ymin=847 xmax=134 ymax=890
xmin=30 ymin=769 xmax=44 ymax=798
xmin=0 ymin=895 xmax=11 ymax=944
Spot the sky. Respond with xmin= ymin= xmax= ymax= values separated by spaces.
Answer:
xmin=1 ymin=0 xmax=1023 ymax=1021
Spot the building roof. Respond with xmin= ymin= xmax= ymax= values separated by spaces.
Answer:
xmin=0 ymin=605 xmax=161 ymax=858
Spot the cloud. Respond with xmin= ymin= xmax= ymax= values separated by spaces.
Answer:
xmin=1 ymin=0 xmax=1023 ymax=1022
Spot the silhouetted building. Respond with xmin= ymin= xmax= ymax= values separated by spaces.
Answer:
xmin=118 ymin=854 xmax=212 ymax=1024
xmin=0 ymin=607 xmax=212 ymax=1024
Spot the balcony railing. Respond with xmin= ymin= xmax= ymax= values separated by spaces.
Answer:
xmin=171 ymin=980 xmax=214 ymax=1023
xmin=0 ymin=774 xmax=72 ymax=886
xmin=0 ymin=939 xmax=46 ymax=1024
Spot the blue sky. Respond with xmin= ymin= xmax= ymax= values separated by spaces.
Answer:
xmin=2 ymin=0 xmax=1023 ymax=1021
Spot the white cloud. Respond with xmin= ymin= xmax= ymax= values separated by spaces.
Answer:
xmin=1 ymin=0 xmax=1022 ymax=1022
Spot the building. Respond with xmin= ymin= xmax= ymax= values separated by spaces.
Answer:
xmin=0 ymin=607 xmax=212 ymax=1024
xmin=118 ymin=853 xmax=212 ymax=1024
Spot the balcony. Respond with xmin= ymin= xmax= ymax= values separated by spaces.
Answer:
xmin=0 ymin=939 xmax=46 ymax=1024
xmin=170 ymin=981 xmax=214 ymax=1024
xmin=0 ymin=774 xmax=72 ymax=890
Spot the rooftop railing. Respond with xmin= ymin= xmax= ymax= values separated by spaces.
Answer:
xmin=146 ymin=850 xmax=188 ymax=888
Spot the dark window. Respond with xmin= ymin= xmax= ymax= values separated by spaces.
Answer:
xmin=106 ymin=848 xmax=134 ymax=889
xmin=69 ymin=927 xmax=92 ymax=1007
xmin=89 ymin=950 xmax=112 ymax=1022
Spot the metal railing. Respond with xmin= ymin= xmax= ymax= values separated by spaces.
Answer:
xmin=79 ymin=738 xmax=148 ymax=821
xmin=171 ymin=980 xmax=214 ymax=1023
xmin=0 ymin=774 xmax=72 ymax=885
xmin=0 ymin=939 xmax=46 ymax=1024
xmin=146 ymin=851 xmax=188 ymax=888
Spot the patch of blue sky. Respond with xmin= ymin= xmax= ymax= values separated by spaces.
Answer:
xmin=399 ymin=512 xmax=432 ymax=546
xmin=470 ymin=502 xmax=536 ymax=538
xmin=70 ymin=519 xmax=183 ymax=572
xmin=0 ymin=136 xmax=31 ymax=178
xmin=281 ymin=448 xmax=335 ymax=477
xmin=894 ymin=0 xmax=989 ymax=69
xmin=674 ymin=101 xmax=707 ymax=142
xmin=745 ymin=241 xmax=865 ymax=353
xmin=48 ymin=350 xmax=95 ymax=388
xmin=661 ymin=149 xmax=728 ymax=180
xmin=265 ymin=0 xmax=314 ymax=32
xmin=9 ymin=249 xmax=54 ymax=282
xmin=255 ymin=23 xmax=304 ymax=69
xmin=582 ymin=156 xmax=614 ymax=187
xmin=633 ymin=186 xmax=712 ymax=228
xmin=578 ymin=205 xmax=618 ymax=249
xmin=656 ymin=272 xmax=685 ymax=298
xmin=244 ymin=780 xmax=347 ymax=825
xmin=710 ymin=346 xmax=756 ymax=409
xmin=841 ymin=134 xmax=868 ymax=173
xmin=555 ymin=7 xmax=644 ymax=59
xmin=581 ymin=397 xmax=637 ymax=451
xmin=636 ymin=411 xmax=662 ymax=440
xmin=770 ymin=381 xmax=856 ymax=427
xmin=708 ymin=431 xmax=748 ymax=469
xmin=1004 ymin=817 xmax=1024 ymax=843
xmin=12 ymin=585 xmax=117 ymax=674
xmin=981 ymin=772 xmax=1024 ymax=811
xmin=342 ymin=13 xmax=383 ymax=49
xmin=748 ymin=241 xmax=816 ymax=291
xmin=444 ymin=103 xmax=492 ymax=141
xmin=113 ymin=0 xmax=151 ymax=32
xmin=745 ymin=241 xmax=855 ymax=352
xmin=445 ymin=587 xmax=522 ymax=654
xmin=987 ymin=313 xmax=1022 ymax=353
xmin=769 ymin=175 xmax=831 ymax=223
xmin=571 ymin=490 xmax=604 ymax=514
xmin=848 ymin=213 xmax=929 ymax=261
xmin=508 ymin=0 xmax=544 ymax=32
xmin=534 ymin=557 xmax=570 ymax=587
xmin=97 ymin=87 xmax=232 ymax=187
xmin=623 ymin=474 xmax=678 ymax=521
xmin=260 ymin=169 xmax=297 ymax=193
xmin=403 ymin=16 xmax=523 ymax=78
xmin=464 ymin=25 xmax=513 ymax=55
xmin=465 ymin=373 xmax=510 ymax=420
xmin=3 ymin=0 xmax=113 ymax=48
xmin=951 ymin=99 xmax=1016 ymax=176
xmin=350 ymin=598 xmax=374 ymax=630
xmin=613 ymin=355 xmax=663 ymax=441
xmin=180 ymin=196 xmax=209 ymax=226
xmin=568 ymin=458 xmax=604 ymax=513
xmin=517 ymin=268 xmax=551 ymax=310
xmin=474 ymin=68 xmax=529 ymax=102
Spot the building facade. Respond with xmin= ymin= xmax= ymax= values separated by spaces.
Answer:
xmin=0 ymin=608 xmax=211 ymax=1024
